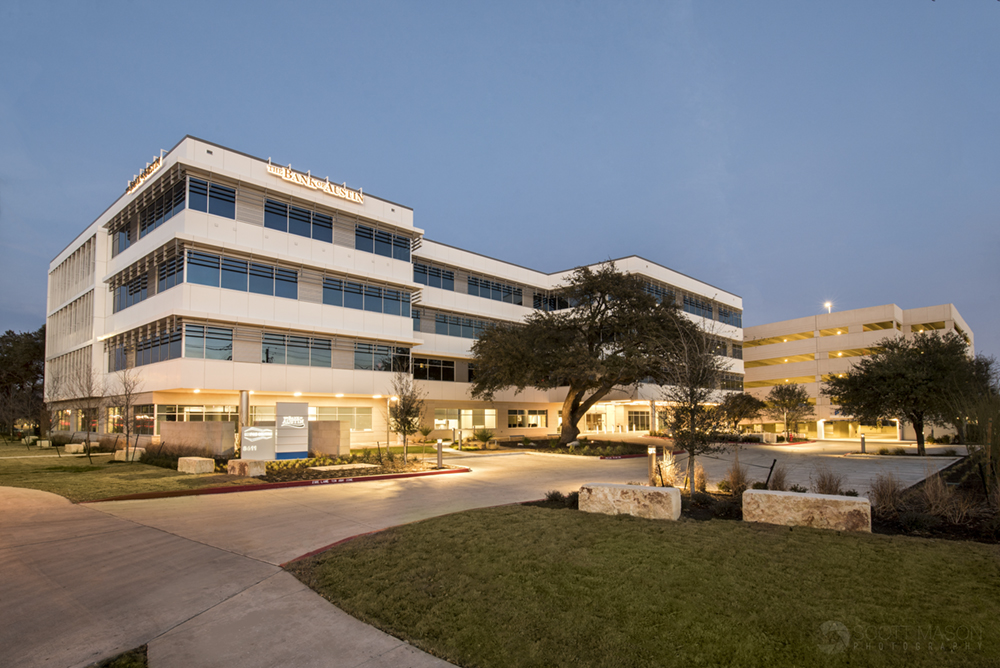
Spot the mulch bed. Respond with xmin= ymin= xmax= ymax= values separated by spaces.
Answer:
xmin=261 ymin=460 xmax=449 ymax=483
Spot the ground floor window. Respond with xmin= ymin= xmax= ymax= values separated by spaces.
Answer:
xmin=134 ymin=404 xmax=155 ymax=435
xmin=157 ymin=405 xmax=238 ymax=433
xmin=627 ymin=410 xmax=650 ymax=432
xmin=435 ymin=408 xmax=496 ymax=430
xmin=585 ymin=413 xmax=604 ymax=431
xmin=315 ymin=406 xmax=373 ymax=431
xmin=107 ymin=407 xmax=124 ymax=434
xmin=54 ymin=409 xmax=71 ymax=432
xmin=527 ymin=409 xmax=547 ymax=428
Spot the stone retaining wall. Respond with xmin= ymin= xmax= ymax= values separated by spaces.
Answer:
xmin=742 ymin=490 xmax=871 ymax=532
xmin=579 ymin=483 xmax=681 ymax=521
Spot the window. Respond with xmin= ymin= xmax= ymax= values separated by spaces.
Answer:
xmin=434 ymin=408 xmax=496 ymax=430
xmin=627 ymin=410 xmax=650 ymax=431
xmin=138 ymin=181 xmax=186 ymax=239
xmin=109 ymin=344 xmax=128 ymax=372
xmin=185 ymin=324 xmax=233 ymax=360
xmin=413 ymin=357 xmax=455 ymax=382
xmin=275 ymin=268 xmax=298 ymax=299
xmin=134 ymin=404 xmax=155 ymax=435
xmin=467 ymin=362 xmax=476 ymax=383
xmin=158 ymin=255 xmax=184 ymax=293
xmin=113 ymin=226 xmax=133 ymax=256
xmin=721 ymin=373 xmax=744 ymax=391
xmin=315 ymin=406 xmax=373 ymax=431
xmin=508 ymin=410 xmax=525 ymax=428
xmin=324 ymin=278 xmax=410 ymax=316
xmin=683 ymin=295 xmax=713 ymax=320
xmin=113 ymin=274 xmax=148 ymax=313
xmin=356 ymin=224 xmax=410 ymax=261
xmin=259 ymin=332 xmax=337 ymax=367
xmin=264 ymin=199 xmax=288 ymax=232
xmin=221 ymin=258 xmax=248 ymax=291
xmin=468 ymin=276 xmax=523 ymax=305
xmin=186 ymin=250 xmax=297 ymax=299
xmin=718 ymin=307 xmax=742 ymax=328
xmin=288 ymin=206 xmax=312 ymax=238
xmin=261 ymin=333 xmax=285 ymax=364
xmin=434 ymin=313 xmax=490 ymax=339
xmin=645 ymin=282 xmax=675 ymax=305
xmin=731 ymin=344 xmax=743 ymax=360
xmin=187 ymin=251 xmax=221 ymax=287
xmin=413 ymin=263 xmax=454 ymax=290
xmin=527 ymin=409 xmax=547 ymax=428
xmin=249 ymin=263 xmax=274 ymax=295
xmin=533 ymin=293 xmax=570 ymax=312
xmin=135 ymin=327 xmax=181 ymax=367
xmin=354 ymin=343 xmax=409 ymax=372
xmin=188 ymin=178 xmax=235 ymax=219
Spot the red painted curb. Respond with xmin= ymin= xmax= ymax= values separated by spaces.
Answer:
xmin=80 ymin=466 xmax=471 ymax=504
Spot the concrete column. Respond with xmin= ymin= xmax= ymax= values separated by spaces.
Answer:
xmin=239 ymin=390 xmax=250 ymax=431
xmin=650 ymin=399 xmax=657 ymax=433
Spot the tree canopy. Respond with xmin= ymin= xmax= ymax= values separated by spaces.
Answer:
xmin=822 ymin=331 xmax=977 ymax=454
xmin=717 ymin=392 xmax=767 ymax=433
xmin=764 ymin=383 xmax=813 ymax=441
xmin=0 ymin=326 xmax=46 ymax=436
xmin=471 ymin=262 xmax=695 ymax=444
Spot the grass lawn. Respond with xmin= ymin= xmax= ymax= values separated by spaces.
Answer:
xmin=287 ymin=505 xmax=1000 ymax=668
xmin=0 ymin=453 xmax=264 ymax=502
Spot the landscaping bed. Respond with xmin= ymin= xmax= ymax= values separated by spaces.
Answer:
xmin=287 ymin=504 xmax=999 ymax=668
xmin=499 ymin=439 xmax=665 ymax=457
xmin=260 ymin=452 xmax=455 ymax=483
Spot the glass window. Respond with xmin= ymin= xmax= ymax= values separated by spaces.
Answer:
xmin=414 ymin=264 xmax=428 ymax=285
xmin=355 ymin=225 xmax=374 ymax=253
xmin=383 ymin=289 xmax=401 ymax=316
xmin=221 ymin=257 xmax=248 ymax=291
xmin=311 ymin=338 xmax=331 ymax=367
xmin=323 ymin=278 xmax=343 ymax=307
xmin=460 ymin=409 xmax=496 ymax=430
xmin=392 ymin=235 xmax=410 ymax=262
xmin=264 ymin=199 xmax=288 ymax=232
xmin=364 ymin=286 xmax=382 ymax=313
xmin=158 ymin=255 xmax=184 ymax=293
xmin=249 ymin=263 xmax=274 ymax=295
xmin=275 ymin=268 xmax=298 ymax=299
xmin=434 ymin=408 xmax=459 ymax=430
xmin=354 ymin=342 xmax=373 ymax=370
xmin=508 ymin=409 xmax=526 ymax=428
xmin=374 ymin=230 xmax=393 ymax=257
xmin=313 ymin=213 xmax=333 ymax=243
xmin=287 ymin=335 xmax=310 ymax=366
xmin=189 ymin=178 xmax=208 ymax=212
xmin=208 ymin=183 xmax=236 ymax=219
xmin=527 ymin=410 xmax=548 ymax=428
xmin=344 ymin=282 xmax=364 ymax=310
xmin=262 ymin=333 xmax=285 ymax=364
xmin=289 ymin=206 xmax=312 ymax=238
xmin=187 ymin=251 xmax=220 ymax=287
xmin=205 ymin=327 xmax=233 ymax=360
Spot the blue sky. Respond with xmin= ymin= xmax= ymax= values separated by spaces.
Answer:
xmin=1 ymin=1 xmax=997 ymax=357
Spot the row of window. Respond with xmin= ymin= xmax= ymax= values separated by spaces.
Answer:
xmin=645 ymin=283 xmax=675 ymax=305
xmin=113 ymin=274 xmax=148 ymax=313
xmin=136 ymin=329 xmax=182 ymax=367
xmin=189 ymin=178 xmax=236 ymax=219
xmin=322 ymin=278 xmax=412 ymax=317
xmin=264 ymin=199 xmax=333 ymax=243
xmin=683 ymin=295 xmax=714 ymax=320
xmin=355 ymin=225 xmax=412 ymax=261
xmin=262 ymin=333 xmax=331 ymax=367
xmin=413 ymin=263 xmax=455 ymax=290
xmin=534 ymin=293 xmax=571 ymax=312
xmin=433 ymin=408 xmax=497 ymax=430
xmin=413 ymin=358 xmax=454 ymax=382
xmin=718 ymin=307 xmax=742 ymax=328
xmin=187 ymin=251 xmax=298 ymax=299
xmin=138 ymin=182 xmax=187 ymax=240
xmin=508 ymin=409 xmax=548 ymax=429
xmin=468 ymin=276 xmax=523 ymax=305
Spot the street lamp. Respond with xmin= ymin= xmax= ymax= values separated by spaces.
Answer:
xmin=386 ymin=395 xmax=398 ymax=447
xmin=824 ymin=301 xmax=832 ymax=314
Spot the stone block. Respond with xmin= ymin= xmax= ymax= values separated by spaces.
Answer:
xmin=742 ymin=490 xmax=871 ymax=532
xmin=114 ymin=448 xmax=146 ymax=461
xmin=227 ymin=459 xmax=267 ymax=477
xmin=579 ymin=483 xmax=682 ymax=521
xmin=64 ymin=443 xmax=86 ymax=454
xmin=178 ymin=456 xmax=215 ymax=474
xmin=37 ymin=440 xmax=52 ymax=448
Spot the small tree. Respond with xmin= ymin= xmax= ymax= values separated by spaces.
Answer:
xmin=111 ymin=367 xmax=144 ymax=461
xmin=717 ymin=392 xmax=766 ymax=433
xmin=765 ymin=383 xmax=813 ymax=442
xmin=659 ymin=326 xmax=730 ymax=495
xmin=68 ymin=368 xmax=108 ymax=464
xmin=388 ymin=371 xmax=425 ymax=460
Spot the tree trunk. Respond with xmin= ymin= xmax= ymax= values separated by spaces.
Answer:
xmin=687 ymin=452 xmax=696 ymax=496
xmin=912 ymin=414 xmax=926 ymax=456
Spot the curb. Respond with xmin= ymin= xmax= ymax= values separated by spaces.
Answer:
xmin=80 ymin=466 xmax=472 ymax=504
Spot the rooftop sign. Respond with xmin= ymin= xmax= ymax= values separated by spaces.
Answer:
xmin=267 ymin=161 xmax=364 ymax=204
xmin=126 ymin=153 xmax=163 ymax=195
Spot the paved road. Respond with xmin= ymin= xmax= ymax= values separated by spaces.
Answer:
xmin=1 ymin=443 xmax=958 ymax=668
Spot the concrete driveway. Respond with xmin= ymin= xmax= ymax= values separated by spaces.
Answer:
xmin=1 ymin=444 xmax=958 ymax=667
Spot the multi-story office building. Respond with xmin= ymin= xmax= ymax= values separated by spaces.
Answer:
xmin=743 ymin=304 xmax=972 ymax=440
xmin=45 ymin=137 xmax=744 ymax=446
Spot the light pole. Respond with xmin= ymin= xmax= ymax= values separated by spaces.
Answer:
xmin=386 ymin=395 xmax=398 ymax=447
xmin=824 ymin=301 xmax=832 ymax=314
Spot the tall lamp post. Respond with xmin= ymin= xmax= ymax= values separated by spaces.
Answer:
xmin=824 ymin=301 xmax=832 ymax=314
xmin=386 ymin=395 xmax=398 ymax=447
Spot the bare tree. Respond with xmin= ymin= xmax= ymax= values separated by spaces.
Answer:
xmin=388 ymin=371 xmax=426 ymax=461
xmin=68 ymin=368 xmax=108 ymax=464
xmin=659 ymin=327 xmax=731 ymax=495
xmin=111 ymin=367 xmax=144 ymax=462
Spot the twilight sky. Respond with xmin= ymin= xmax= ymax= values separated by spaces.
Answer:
xmin=1 ymin=1 xmax=997 ymax=357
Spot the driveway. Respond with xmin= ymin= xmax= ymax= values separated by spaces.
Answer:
xmin=1 ymin=445 xmax=958 ymax=667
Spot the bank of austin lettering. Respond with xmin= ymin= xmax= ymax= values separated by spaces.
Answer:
xmin=243 ymin=427 xmax=274 ymax=442
xmin=126 ymin=156 xmax=163 ymax=194
xmin=266 ymin=163 xmax=364 ymax=204
xmin=281 ymin=416 xmax=306 ymax=429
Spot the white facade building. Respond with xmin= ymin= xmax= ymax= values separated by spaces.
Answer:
xmin=45 ymin=137 xmax=743 ymax=445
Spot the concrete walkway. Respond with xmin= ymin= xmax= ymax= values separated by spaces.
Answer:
xmin=1 ymin=442 xmax=960 ymax=667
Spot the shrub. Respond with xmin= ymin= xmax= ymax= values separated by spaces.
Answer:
xmin=418 ymin=426 xmax=433 ymax=441
xmin=565 ymin=491 xmax=580 ymax=509
xmin=892 ymin=447 xmax=907 ymax=456
xmin=868 ymin=472 xmax=904 ymax=517
xmin=939 ymin=435 xmax=951 ymax=445
xmin=843 ymin=489 xmax=859 ymax=497
xmin=139 ymin=452 xmax=180 ymax=470
xmin=776 ymin=435 xmax=786 ymax=443
xmin=921 ymin=475 xmax=952 ymax=517
xmin=899 ymin=511 xmax=942 ymax=532
xmin=943 ymin=448 xmax=957 ymax=457
xmin=695 ymin=463 xmax=708 ymax=493
xmin=473 ymin=428 xmax=494 ymax=443
xmin=50 ymin=433 xmax=73 ymax=447
xmin=768 ymin=464 xmax=789 ymax=491
xmin=545 ymin=490 xmax=566 ymax=505
xmin=712 ymin=498 xmax=742 ymax=520
xmin=789 ymin=484 xmax=808 ymax=493
xmin=716 ymin=480 xmax=731 ymax=493
xmin=811 ymin=466 xmax=844 ymax=495
xmin=877 ymin=448 xmax=890 ymax=456
xmin=689 ymin=491 xmax=716 ymax=509
xmin=751 ymin=481 xmax=768 ymax=490
xmin=723 ymin=463 xmax=751 ymax=496
xmin=741 ymin=434 xmax=763 ymax=443
xmin=945 ymin=492 xmax=979 ymax=525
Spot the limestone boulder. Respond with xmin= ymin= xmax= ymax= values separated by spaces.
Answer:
xmin=113 ymin=448 xmax=146 ymax=462
xmin=178 ymin=456 xmax=215 ymax=474
xmin=742 ymin=489 xmax=871 ymax=532
xmin=579 ymin=483 xmax=681 ymax=521
xmin=227 ymin=459 xmax=267 ymax=477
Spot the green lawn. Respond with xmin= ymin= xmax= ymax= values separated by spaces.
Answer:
xmin=287 ymin=505 xmax=1000 ymax=668
xmin=0 ymin=453 xmax=263 ymax=502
